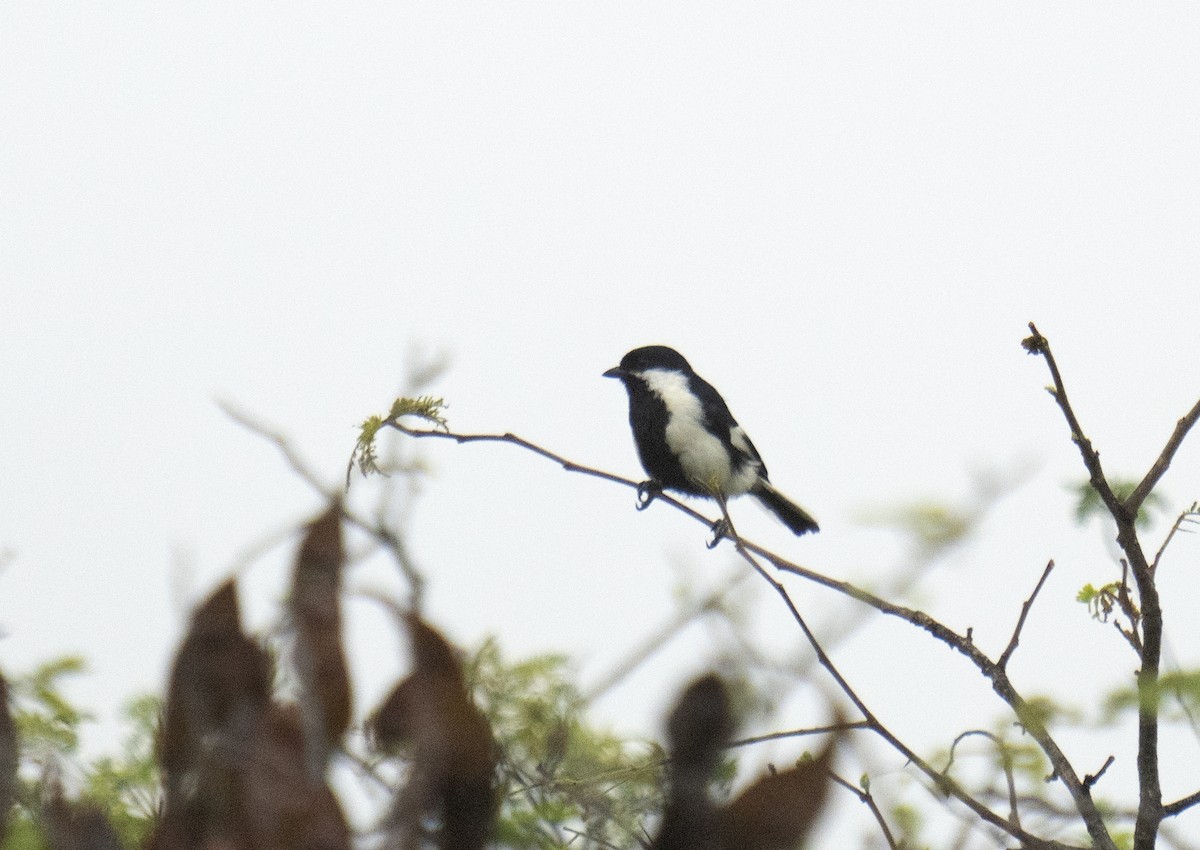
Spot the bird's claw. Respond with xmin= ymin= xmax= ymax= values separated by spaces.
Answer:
xmin=707 ymin=518 xmax=731 ymax=549
xmin=636 ymin=480 xmax=663 ymax=511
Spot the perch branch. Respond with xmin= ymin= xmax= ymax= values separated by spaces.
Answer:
xmin=366 ymin=415 xmax=1111 ymax=849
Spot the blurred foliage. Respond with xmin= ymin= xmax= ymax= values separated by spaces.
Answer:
xmin=1012 ymin=693 xmax=1080 ymax=735
xmin=466 ymin=638 xmax=677 ymax=849
xmin=3 ymin=660 xmax=160 ymax=849
xmin=886 ymin=802 xmax=925 ymax=849
xmin=1101 ymin=670 xmax=1200 ymax=724
xmin=2 ymin=642 xmax=723 ymax=850
xmin=860 ymin=500 xmax=976 ymax=556
xmin=80 ymin=694 xmax=161 ymax=846
xmin=9 ymin=656 xmax=90 ymax=760
xmin=1070 ymin=478 xmax=1167 ymax=529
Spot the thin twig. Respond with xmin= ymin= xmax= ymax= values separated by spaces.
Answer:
xmin=1084 ymin=756 xmax=1116 ymax=791
xmin=1164 ymin=788 xmax=1200 ymax=818
xmin=828 ymin=771 xmax=901 ymax=850
xmin=729 ymin=721 xmax=870 ymax=750
xmin=220 ymin=400 xmax=427 ymax=608
xmin=1115 ymin=559 xmax=1144 ymax=657
xmin=1126 ymin=399 xmax=1200 ymax=515
xmin=942 ymin=729 xmax=1021 ymax=830
xmin=998 ymin=560 xmax=1056 ymax=670
xmin=584 ymin=568 xmax=749 ymax=704
xmin=1023 ymin=324 xmax=1124 ymax=521
xmin=1152 ymin=503 xmax=1200 ymax=572
xmin=560 ymin=825 xmax=626 ymax=850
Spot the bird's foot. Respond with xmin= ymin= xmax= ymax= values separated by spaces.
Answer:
xmin=636 ymin=480 xmax=663 ymax=511
xmin=707 ymin=518 xmax=731 ymax=549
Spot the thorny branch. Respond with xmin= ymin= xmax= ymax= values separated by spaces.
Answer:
xmin=1084 ymin=756 xmax=1116 ymax=792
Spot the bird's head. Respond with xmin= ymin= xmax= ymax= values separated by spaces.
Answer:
xmin=603 ymin=345 xmax=692 ymax=381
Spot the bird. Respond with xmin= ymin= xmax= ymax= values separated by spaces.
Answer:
xmin=603 ymin=345 xmax=819 ymax=536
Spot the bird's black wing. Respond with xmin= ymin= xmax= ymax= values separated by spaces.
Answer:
xmin=688 ymin=373 xmax=770 ymax=480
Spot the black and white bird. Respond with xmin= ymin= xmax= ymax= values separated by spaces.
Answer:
xmin=604 ymin=345 xmax=819 ymax=536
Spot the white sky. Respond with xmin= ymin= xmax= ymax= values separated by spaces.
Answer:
xmin=3 ymin=4 xmax=1200 ymax=846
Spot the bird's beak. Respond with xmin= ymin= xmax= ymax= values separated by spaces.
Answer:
xmin=602 ymin=367 xmax=626 ymax=379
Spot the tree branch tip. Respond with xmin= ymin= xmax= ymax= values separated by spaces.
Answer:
xmin=1022 ymin=327 xmax=1048 ymax=355
xmin=1082 ymin=755 xmax=1115 ymax=791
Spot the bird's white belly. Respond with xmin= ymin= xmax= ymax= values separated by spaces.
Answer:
xmin=644 ymin=369 xmax=759 ymax=496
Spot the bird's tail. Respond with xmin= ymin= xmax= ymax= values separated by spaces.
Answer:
xmin=752 ymin=480 xmax=819 ymax=536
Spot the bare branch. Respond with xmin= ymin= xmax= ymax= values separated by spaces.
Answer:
xmin=718 ymin=533 xmax=1082 ymax=850
xmin=1022 ymin=323 xmax=1125 ymax=521
xmin=1024 ymin=323 xmax=1164 ymax=850
xmin=828 ymin=771 xmax=900 ymax=850
xmin=1126 ymin=399 xmax=1200 ymax=515
xmin=942 ymin=729 xmax=1021 ymax=829
xmin=1083 ymin=756 xmax=1115 ymax=791
xmin=998 ymin=560 xmax=1055 ymax=670
xmin=1152 ymin=502 xmax=1200 ymax=572
xmin=1164 ymin=789 xmax=1200 ymax=819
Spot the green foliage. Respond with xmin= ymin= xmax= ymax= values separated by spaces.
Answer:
xmin=1109 ymin=828 xmax=1135 ymax=850
xmin=3 ymin=660 xmax=160 ymax=850
xmin=80 ymin=695 xmax=161 ymax=846
xmin=348 ymin=395 xmax=448 ymax=484
xmin=1012 ymin=694 xmax=1074 ymax=736
xmin=9 ymin=656 xmax=90 ymax=760
xmin=1076 ymin=582 xmax=1128 ymax=623
xmin=2 ymin=813 xmax=50 ymax=850
xmin=887 ymin=802 xmax=927 ymax=849
xmin=860 ymin=500 xmax=976 ymax=555
xmin=1101 ymin=670 xmax=1200 ymax=723
xmin=1070 ymin=478 xmax=1166 ymax=529
xmin=466 ymin=639 xmax=669 ymax=849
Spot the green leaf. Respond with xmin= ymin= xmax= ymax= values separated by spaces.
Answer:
xmin=348 ymin=396 xmax=449 ymax=486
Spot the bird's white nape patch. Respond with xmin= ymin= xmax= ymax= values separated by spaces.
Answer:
xmin=639 ymin=368 xmax=760 ymax=496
